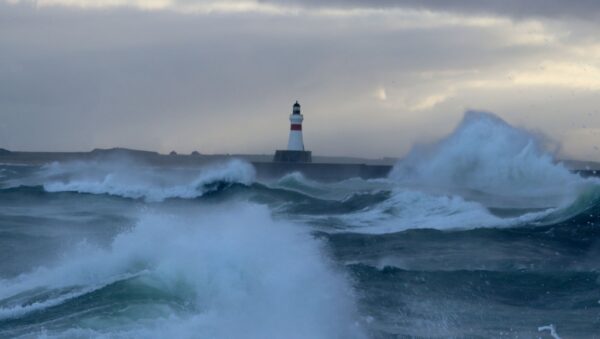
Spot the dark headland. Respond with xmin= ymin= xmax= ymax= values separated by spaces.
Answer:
xmin=1 ymin=148 xmax=599 ymax=181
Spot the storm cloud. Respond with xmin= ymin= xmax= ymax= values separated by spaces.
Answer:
xmin=265 ymin=0 xmax=600 ymax=20
xmin=1 ymin=0 xmax=600 ymax=159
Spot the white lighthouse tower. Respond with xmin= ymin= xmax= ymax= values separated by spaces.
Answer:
xmin=273 ymin=101 xmax=312 ymax=163
xmin=287 ymin=101 xmax=304 ymax=151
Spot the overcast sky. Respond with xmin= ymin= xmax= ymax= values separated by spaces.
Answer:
xmin=1 ymin=0 xmax=600 ymax=159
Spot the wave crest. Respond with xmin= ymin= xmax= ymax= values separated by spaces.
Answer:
xmin=0 ymin=204 xmax=365 ymax=338
xmin=390 ymin=111 xmax=595 ymax=209
xmin=34 ymin=159 xmax=256 ymax=202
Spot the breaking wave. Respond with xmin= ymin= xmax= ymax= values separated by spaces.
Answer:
xmin=278 ymin=112 xmax=600 ymax=234
xmin=0 ymin=204 xmax=364 ymax=338
xmin=390 ymin=111 xmax=596 ymax=209
xmin=13 ymin=159 xmax=256 ymax=202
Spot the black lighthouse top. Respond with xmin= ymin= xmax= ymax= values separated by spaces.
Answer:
xmin=292 ymin=101 xmax=301 ymax=114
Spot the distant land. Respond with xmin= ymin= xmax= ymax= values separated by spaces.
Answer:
xmin=1 ymin=148 xmax=599 ymax=180
xmin=0 ymin=147 xmax=397 ymax=166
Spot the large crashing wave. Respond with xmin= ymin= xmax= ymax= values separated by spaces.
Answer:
xmin=0 ymin=204 xmax=365 ymax=338
xmin=390 ymin=111 xmax=595 ymax=209
xmin=31 ymin=158 xmax=255 ymax=202
xmin=285 ymin=112 xmax=600 ymax=234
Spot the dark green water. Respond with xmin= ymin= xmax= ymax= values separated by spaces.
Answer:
xmin=0 ymin=160 xmax=599 ymax=338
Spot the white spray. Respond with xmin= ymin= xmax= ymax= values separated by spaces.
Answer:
xmin=0 ymin=203 xmax=365 ymax=339
xmin=390 ymin=111 xmax=591 ymax=208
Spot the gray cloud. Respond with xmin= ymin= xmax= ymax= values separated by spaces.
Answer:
xmin=1 ymin=2 xmax=600 ymax=159
xmin=261 ymin=0 xmax=600 ymax=20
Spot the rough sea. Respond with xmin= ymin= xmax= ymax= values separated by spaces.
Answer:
xmin=1 ymin=112 xmax=599 ymax=338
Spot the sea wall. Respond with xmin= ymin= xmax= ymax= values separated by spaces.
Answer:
xmin=252 ymin=161 xmax=392 ymax=181
xmin=0 ymin=150 xmax=393 ymax=181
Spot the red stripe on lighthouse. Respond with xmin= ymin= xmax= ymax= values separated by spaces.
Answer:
xmin=290 ymin=124 xmax=302 ymax=131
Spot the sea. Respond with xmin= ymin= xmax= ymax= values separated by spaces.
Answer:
xmin=0 ymin=112 xmax=599 ymax=338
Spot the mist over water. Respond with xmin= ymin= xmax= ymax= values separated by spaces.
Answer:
xmin=1 ymin=111 xmax=600 ymax=338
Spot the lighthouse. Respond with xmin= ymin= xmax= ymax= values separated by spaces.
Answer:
xmin=273 ymin=101 xmax=312 ymax=163
xmin=287 ymin=101 xmax=304 ymax=151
